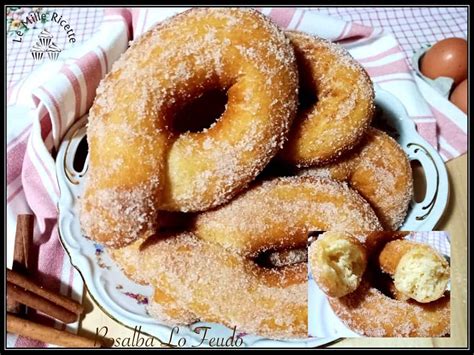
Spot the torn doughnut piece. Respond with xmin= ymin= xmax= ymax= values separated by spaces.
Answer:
xmin=378 ymin=240 xmax=450 ymax=303
xmin=309 ymin=231 xmax=367 ymax=298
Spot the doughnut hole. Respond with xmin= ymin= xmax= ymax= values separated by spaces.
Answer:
xmin=372 ymin=270 xmax=410 ymax=301
xmin=172 ymin=88 xmax=228 ymax=134
xmin=256 ymin=248 xmax=308 ymax=268
xmin=298 ymin=85 xmax=318 ymax=111
xmin=394 ymin=247 xmax=450 ymax=303
xmin=310 ymin=232 xmax=367 ymax=298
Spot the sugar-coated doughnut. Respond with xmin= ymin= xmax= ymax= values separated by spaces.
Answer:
xmin=309 ymin=231 xmax=367 ymax=298
xmin=299 ymin=128 xmax=413 ymax=230
xmin=328 ymin=276 xmax=450 ymax=337
xmin=81 ymin=8 xmax=299 ymax=247
xmin=279 ymin=31 xmax=374 ymax=167
xmin=194 ymin=176 xmax=383 ymax=256
xmin=110 ymin=232 xmax=307 ymax=339
xmin=378 ymin=240 xmax=450 ymax=303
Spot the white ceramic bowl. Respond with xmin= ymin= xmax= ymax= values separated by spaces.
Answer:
xmin=56 ymin=87 xmax=448 ymax=347
xmin=373 ymin=85 xmax=449 ymax=231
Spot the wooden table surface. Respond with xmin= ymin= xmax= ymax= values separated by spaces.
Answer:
xmin=78 ymin=154 xmax=468 ymax=348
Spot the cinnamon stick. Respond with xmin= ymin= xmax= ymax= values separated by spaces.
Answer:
xmin=7 ymin=214 xmax=34 ymax=314
xmin=13 ymin=214 xmax=34 ymax=273
xmin=6 ymin=296 xmax=22 ymax=314
xmin=7 ymin=282 xmax=78 ymax=324
xmin=7 ymin=269 xmax=84 ymax=316
xmin=7 ymin=313 xmax=101 ymax=348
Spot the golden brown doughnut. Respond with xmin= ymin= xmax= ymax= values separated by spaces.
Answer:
xmin=328 ymin=276 xmax=450 ymax=337
xmin=111 ymin=232 xmax=307 ymax=339
xmin=309 ymin=231 xmax=367 ymax=298
xmin=279 ymin=31 xmax=375 ymax=166
xmin=378 ymin=240 xmax=450 ymax=303
xmin=194 ymin=176 xmax=383 ymax=256
xmin=299 ymin=128 xmax=413 ymax=230
xmin=81 ymin=8 xmax=299 ymax=247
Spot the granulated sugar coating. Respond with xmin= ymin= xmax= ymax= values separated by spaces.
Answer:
xmin=80 ymin=8 xmax=299 ymax=247
xmin=328 ymin=277 xmax=450 ymax=337
xmin=279 ymin=31 xmax=375 ymax=166
xmin=299 ymin=128 xmax=413 ymax=230
xmin=194 ymin=176 xmax=383 ymax=255
xmin=110 ymin=232 xmax=308 ymax=339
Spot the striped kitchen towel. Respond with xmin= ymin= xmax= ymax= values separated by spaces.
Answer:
xmin=6 ymin=8 xmax=130 ymax=348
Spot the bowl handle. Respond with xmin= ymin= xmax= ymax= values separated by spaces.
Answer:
xmin=401 ymin=141 xmax=449 ymax=230
xmin=63 ymin=125 xmax=89 ymax=186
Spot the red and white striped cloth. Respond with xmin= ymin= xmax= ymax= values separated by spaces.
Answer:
xmin=6 ymin=7 xmax=465 ymax=347
xmin=6 ymin=8 xmax=131 ymax=348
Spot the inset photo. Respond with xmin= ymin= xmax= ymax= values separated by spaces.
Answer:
xmin=308 ymin=231 xmax=450 ymax=338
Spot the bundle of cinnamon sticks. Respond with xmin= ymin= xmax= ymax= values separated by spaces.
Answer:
xmin=6 ymin=214 xmax=102 ymax=348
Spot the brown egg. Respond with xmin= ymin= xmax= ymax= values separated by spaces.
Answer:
xmin=450 ymin=79 xmax=467 ymax=114
xmin=420 ymin=37 xmax=468 ymax=85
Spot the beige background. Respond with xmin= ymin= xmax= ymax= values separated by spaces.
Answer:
xmin=78 ymin=155 xmax=468 ymax=348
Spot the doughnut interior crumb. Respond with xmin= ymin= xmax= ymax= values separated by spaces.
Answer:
xmin=311 ymin=232 xmax=366 ymax=298
xmin=394 ymin=247 xmax=450 ymax=303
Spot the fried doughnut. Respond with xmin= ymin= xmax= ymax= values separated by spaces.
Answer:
xmin=111 ymin=232 xmax=307 ymax=339
xmin=309 ymin=231 xmax=367 ymax=298
xmin=299 ymin=128 xmax=413 ymax=230
xmin=81 ymin=8 xmax=299 ymax=247
xmin=279 ymin=31 xmax=375 ymax=166
xmin=194 ymin=176 xmax=383 ymax=255
xmin=378 ymin=240 xmax=450 ymax=303
xmin=328 ymin=276 xmax=450 ymax=337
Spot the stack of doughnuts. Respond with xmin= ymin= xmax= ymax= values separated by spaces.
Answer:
xmin=309 ymin=231 xmax=450 ymax=337
xmin=80 ymin=8 xmax=415 ymax=339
